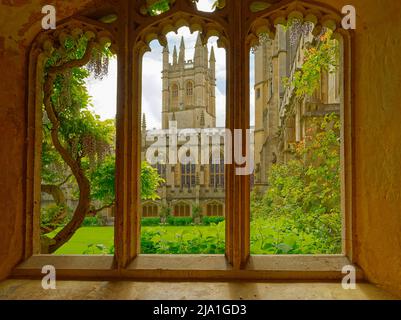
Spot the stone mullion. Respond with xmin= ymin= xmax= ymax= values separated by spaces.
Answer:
xmin=225 ymin=1 xmax=251 ymax=269
xmin=114 ymin=0 xmax=138 ymax=268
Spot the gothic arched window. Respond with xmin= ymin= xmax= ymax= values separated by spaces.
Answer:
xmin=186 ymin=82 xmax=193 ymax=96
xmin=185 ymin=81 xmax=194 ymax=106
xmin=181 ymin=160 xmax=196 ymax=189
xmin=173 ymin=202 xmax=191 ymax=217
xmin=142 ymin=203 xmax=159 ymax=218
xmin=26 ymin=0 xmax=351 ymax=274
xmin=171 ymin=84 xmax=179 ymax=108
xmin=210 ymin=154 xmax=224 ymax=188
xmin=155 ymin=163 xmax=166 ymax=179
xmin=172 ymin=84 xmax=179 ymax=98
xmin=206 ymin=202 xmax=224 ymax=217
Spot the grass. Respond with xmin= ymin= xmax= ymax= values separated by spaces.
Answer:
xmin=49 ymin=227 xmax=114 ymax=255
xmin=50 ymin=225 xmax=225 ymax=255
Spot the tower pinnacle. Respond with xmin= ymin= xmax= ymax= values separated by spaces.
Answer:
xmin=142 ymin=113 xmax=147 ymax=131
xmin=163 ymin=45 xmax=170 ymax=70
xmin=210 ymin=46 xmax=216 ymax=62
xmin=179 ymin=36 xmax=185 ymax=65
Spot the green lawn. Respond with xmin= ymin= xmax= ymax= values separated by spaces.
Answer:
xmin=51 ymin=225 xmax=225 ymax=255
xmin=50 ymin=227 xmax=114 ymax=255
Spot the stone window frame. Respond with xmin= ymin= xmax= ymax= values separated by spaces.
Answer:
xmin=181 ymin=161 xmax=196 ymax=189
xmin=205 ymin=201 xmax=224 ymax=217
xmin=209 ymin=154 xmax=225 ymax=188
xmin=171 ymin=83 xmax=179 ymax=109
xmin=142 ymin=202 xmax=159 ymax=218
xmin=20 ymin=0 xmax=356 ymax=281
xmin=173 ymin=202 xmax=192 ymax=217
xmin=185 ymin=80 xmax=194 ymax=106
xmin=186 ymin=80 xmax=194 ymax=97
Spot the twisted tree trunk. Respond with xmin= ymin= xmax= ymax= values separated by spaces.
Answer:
xmin=43 ymin=41 xmax=96 ymax=253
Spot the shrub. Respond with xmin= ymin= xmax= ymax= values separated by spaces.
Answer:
xmin=202 ymin=216 xmax=225 ymax=226
xmin=192 ymin=204 xmax=203 ymax=225
xmin=160 ymin=205 xmax=171 ymax=224
xmin=82 ymin=216 xmax=102 ymax=227
xmin=167 ymin=216 xmax=193 ymax=226
xmin=192 ymin=204 xmax=202 ymax=218
xmin=82 ymin=243 xmax=114 ymax=255
xmin=140 ymin=222 xmax=225 ymax=254
xmin=141 ymin=217 xmax=161 ymax=226
xmin=41 ymin=204 xmax=67 ymax=227
xmin=250 ymin=114 xmax=342 ymax=254
xmin=141 ymin=230 xmax=162 ymax=254
xmin=250 ymin=216 xmax=341 ymax=254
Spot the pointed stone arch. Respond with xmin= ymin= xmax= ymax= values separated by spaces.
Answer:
xmin=26 ymin=16 xmax=117 ymax=256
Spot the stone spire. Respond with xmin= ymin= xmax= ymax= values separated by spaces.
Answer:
xmin=173 ymin=45 xmax=178 ymax=65
xmin=204 ymin=44 xmax=209 ymax=67
xmin=209 ymin=46 xmax=216 ymax=79
xmin=178 ymin=36 xmax=185 ymax=66
xmin=142 ymin=113 xmax=147 ymax=131
xmin=163 ymin=45 xmax=169 ymax=70
xmin=195 ymin=32 xmax=202 ymax=47
xmin=194 ymin=33 xmax=204 ymax=67
xmin=210 ymin=46 xmax=216 ymax=63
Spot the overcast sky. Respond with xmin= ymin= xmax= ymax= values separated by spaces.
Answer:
xmin=86 ymin=0 xmax=256 ymax=128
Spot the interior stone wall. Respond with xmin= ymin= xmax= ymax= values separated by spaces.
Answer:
xmin=0 ymin=0 xmax=400 ymax=296
xmin=0 ymin=0 xmax=94 ymax=281
xmin=338 ymin=0 xmax=401 ymax=296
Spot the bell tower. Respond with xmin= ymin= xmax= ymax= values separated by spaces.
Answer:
xmin=162 ymin=33 xmax=217 ymax=129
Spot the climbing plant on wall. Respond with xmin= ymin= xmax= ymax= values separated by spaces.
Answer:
xmin=283 ymin=28 xmax=339 ymax=98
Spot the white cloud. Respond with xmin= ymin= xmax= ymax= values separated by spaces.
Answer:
xmin=85 ymin=58 xmax=117 ymax=121
xmin=196 ymin=0 xmax=215 ymax=12
xmin=142 ymin=48 xmax=163 ymax=129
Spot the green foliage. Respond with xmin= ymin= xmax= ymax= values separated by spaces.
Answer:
xmin=82 ymin=216 xmax=102 ymax=227
xmin=41 ymin=138 xmax=68 ymax=185
xmin=41 ymin=33 xmax=164 ymax=241
xmin=90 ymin=155 xmax=116 ymax=204
xmin=141 ymin=222 xmax=225 ymax=254
xmin=250 ymin=216 xmax=340 ymax=254
xmin=141 ymin=217 xmax=161 ymax=226
xmin=251 ymin=114 xmax=342 ymax=254
xmin=90 ymin=158 xmax=163 ymax=205
xmin=147 ymin=0 xmax=171 ymax=16
xmin=45 ymin=34 xmax=90 ymax=71
xmin=192 ymin=203 xmax=203 ymax=219
xmin=41 ymin=204 xmax=68 ymax=229
xmin=83 ymin=243 xmax=113 ymax=255
xmin=202 ymin=216 xmax=225 ymax=226
xmin=166 ymin=216 xmax=193 ymax=226
xmin=160 ymin=205 xmax=172 ymax=218
xmin=283 ymin=30 xmax=339 ymax=98
xmin=141 ymin=162 xmax=165 ymax=200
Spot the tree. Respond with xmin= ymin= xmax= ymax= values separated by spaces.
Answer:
xmin=251 ymin=114 xmax=342 ymax=253
xmin=250 ymin=26 xmax=342 ymax=253
xmin=41 ymin=34 xmax=163 ymax=253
